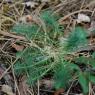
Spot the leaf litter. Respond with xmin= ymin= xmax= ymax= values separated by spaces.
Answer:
xmin=0 ymin=0 xmax=95 ymax=95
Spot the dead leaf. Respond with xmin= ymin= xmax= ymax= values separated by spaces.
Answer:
xmin=1 ymin=85 xmax=15 ymax=95
xmin=11 ymin=43 xmax=24 ymax=51
xmin=77 ymin=14 xmax=90 ymax=23
xmin=54 ymin=88 xmax=64 ymax=95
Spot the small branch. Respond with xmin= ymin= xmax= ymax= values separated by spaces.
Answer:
xmin=59 ymin=10 xmax=92 ymax=24
xmin=0 ymin=31 xmax=26 ymax=41
xmin=37 ymin=80 xmax=40 ymax=95
xmin=75 ymin=44 xmax=95 ymax=53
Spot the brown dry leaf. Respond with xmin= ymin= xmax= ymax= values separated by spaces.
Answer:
xmin=11 ymin=43 xmax=24 ymax=51
xmin=1 ymin=85 xmax=15 ymax=95
xmin=54 ymin=88 xmax=64 ymax=95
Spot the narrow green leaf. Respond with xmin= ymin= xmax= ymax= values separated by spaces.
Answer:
xmin=65 ymin=26 xmax=87 ymax=51
xmin=79 ymin=72 xmax=89 ymax=94
xmin=89 ymin=75 xmax=95 ymax=84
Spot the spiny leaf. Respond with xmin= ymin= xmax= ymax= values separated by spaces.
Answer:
xmin=74 ymin=56 xmax=95 ymax=67
xmin=89 ymin=75 xmax=95 ymax=84
xmin=65 ymin=26 xmax=87 ymax=51
xmin=53 ymin=61 xmax=72 ymax=89
xmin=14 ymin=46 xmax=53 ymax=84
xmin=92 ymin=52 xmax=95 ymax=58
xmin=11 ymin=24 xmax=39 ymax=40
xmin=41 ymin=11 xmax=58 ymax=31
xmin=40 ymin=10 xmax=64 ymax=38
